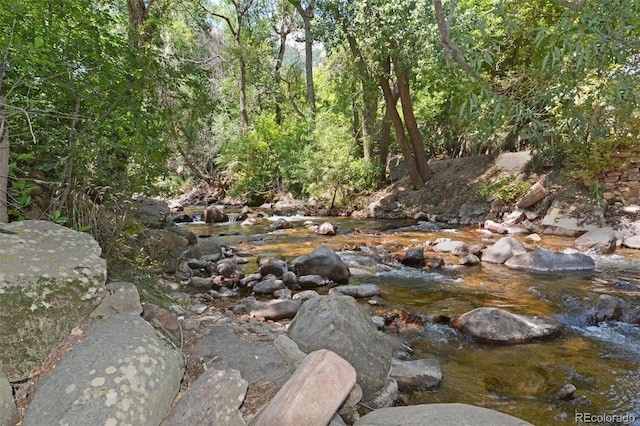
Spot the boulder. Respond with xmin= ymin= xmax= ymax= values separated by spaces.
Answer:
xmin=433 ymin=240 xmax=469 ymax=255
xmin=504 ymin=250 xmax=595 ymax=272
xmin=0 ymin=221 xmax=106 ymax=381
xmin=193 ymin=326 xmax=290 ymax=387
xmin=484 ymin=219 xmax=508 ymax=234
xmin=316 ymin=222 xmax=337 ymax=236
xmin=131 ymin=196 xmax=170 ymax=228
xmin=253 ymin=278 xmax=285 ymax=295
xmin=588 ymin=295 xmax=624 ymax=324
xmin=458 ymin=254 xmax=480 ymax=266
xmin=270 ymin=218 xmax=293 ymax=231
xmin=287 ymin=295 xmax=394 ymax=407
xmin=574 ymin=228 xmax=616 ymax=254
xmin=142 ymin=304 xmax=181 ymax=339
xmin=161 ymin=369 xmax=247 ymax=426
xmin=329 ymin=284 xmax=382 ymax=298
xmin=138 ymin=228 xmax=189 ymax=271
xmin=354 ymin=403 xmax=533 ymax=426
xmin=0 ymin=371 xmax=18 ymax=426
xmin=203 ymin=205 xmax=229 ymax=223
xmin=400 ymin=247 xmax=424 ymax=267
xmin=89 ymin=282 xmax=143 ymax=318
xmin=259 ymin=259 xmax=288 ymax=277
xmin=22 ymin=313 xmax=184 ymax=426
xmin=386 ymin=155 xmax=406 ymax=182
xmin=291 ymin=246 xmax=351 ymax=283
xmin=622 ymin=234 xmax=640 ymax=249
xmin=273 ymin=335 xmax=308 ymax=373
xmin=481 ymin=237 xmax=527 ymax=264
xmin=298 ymin=274 xmax=331 ymax=289
xmin=541 ymin=200 xmax=600 ymax=236
xmin=252 ymin=350 xmax=357 ymax=426
xmin=452 ymin=307 xmax=563 ymax=344
xmin=183 ymin=237 xmax=224 ymax=262
xmin=389 ymin=359 xmax=442 ymax=391
xmin=292 ymin=290 xmax=321 ymax=301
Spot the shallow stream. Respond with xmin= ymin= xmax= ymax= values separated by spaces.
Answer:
xmin=182 ymin=210 xmax=640 ymax=425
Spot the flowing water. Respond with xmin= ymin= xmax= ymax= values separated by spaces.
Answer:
xmin=182 ymin=209 xmax=640 ymax=425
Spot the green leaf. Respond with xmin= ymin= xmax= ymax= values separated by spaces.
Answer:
xmin=33 ymin=36 xmax=44 ymax=49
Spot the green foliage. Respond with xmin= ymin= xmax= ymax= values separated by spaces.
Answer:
xmin=217 ymin=114 xmax=308 ymax=203
xmin=477 ymin=175 xmax=531 ymax=204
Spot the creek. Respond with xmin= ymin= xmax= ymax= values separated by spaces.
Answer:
xmin=181 ymin=210 xmax=640 ymax=425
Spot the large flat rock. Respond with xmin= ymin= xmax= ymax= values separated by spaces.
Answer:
xmin=22 ymin=313 xmax=185 ymax=426
xmin=0 ymin=221 xmax=107 ymax=381
xmin=354 ymin=403 xmax=532 ymax=426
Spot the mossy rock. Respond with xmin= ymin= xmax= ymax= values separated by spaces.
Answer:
xmin=0 ymin=221 xmax=106 ymax=381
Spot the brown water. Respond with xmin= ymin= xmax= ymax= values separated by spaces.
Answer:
xmin=182 ymin=210 xmax=640 ymax=425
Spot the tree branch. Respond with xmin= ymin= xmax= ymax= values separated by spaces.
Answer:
xmin=433 ymin=0 xmax=481 ymax=81
xmin=553 ymin=0 xmax=586 ymax=11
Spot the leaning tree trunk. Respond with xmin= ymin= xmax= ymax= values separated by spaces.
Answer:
xmin=289 ymin=0 xmax=316 ymax=112
xmin=378 ymin=66 xmax=423 ymax=188
xmin=393 ymin=53 xmax=431 ymax=182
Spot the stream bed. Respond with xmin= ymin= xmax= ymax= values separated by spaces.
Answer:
xmin=181 ymin=211 xmax=640 ymax=425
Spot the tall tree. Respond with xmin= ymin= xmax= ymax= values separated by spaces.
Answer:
xmin=288 ymin=0 xmax=316 ymax=112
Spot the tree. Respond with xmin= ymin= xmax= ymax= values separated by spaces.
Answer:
xmin=289 ymin=0 xmax=317 ymax=112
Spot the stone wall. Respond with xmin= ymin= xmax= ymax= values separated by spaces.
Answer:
xmin=583 ymin=147 xmax=640 ymax=205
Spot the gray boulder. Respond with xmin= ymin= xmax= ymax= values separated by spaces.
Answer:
xmin=22 ymin=313 xmax=185 ymax=426
xmin=291 ymin=245 xmax=351 ymax=283
xmin=253 ymin=278 xmax=285 ymax=295
xmin=183 ymin=237 xmax=223 ymax=262
xmin=162 ymin=369 xmax=247 ymax=426
xmin=131 ymin=196 xmax=170 ymax=228
xmin=138 ymin=228 xmax=189 ymax=271
xmin=89 ymin=282 xmax=143 ymax=318
xmin=287 ymin=295 xmax=394 ymax=407
xmin=589 ymin=295 xmax=624 ymax=324
xmin=452 ymin=307 xmax=563 ymax=344
xmin=574 ymin=228 xmax=616 ymax=254
xmin=504 ymin=249 xmax=595 ymax=272
xmin=400 ymin=247 xmax=424 ymax=267
xmin=329 ymin=284 xmax=382 ymax=298
xmin=316 ymin=222 xmax=336 ymax=236
xmin=0 ymin=371 xmax=18 ymax=426
xmin=481 ymin=237 xmax=527 ymax=264
xmin=298 ymin=274 xmax=331 ymax=289
xmin=259 ymin=259 xmax=288 ymax=277
xmin=354 ymin=403 xmax=533 ymax=426
xmin=250 ymin=299 xmax=303 ymax=320
xmin=0 ymin=221 xmax=106 ymax=381
xmin=203 ymin=205 xmax=229 ymax=223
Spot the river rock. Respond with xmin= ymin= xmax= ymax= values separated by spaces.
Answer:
xmin=452 ymin=307 xmax=563 ymax=344
xmin=203 ymin=205 xmax=229 ymax=223
xmin=389 ymin=359 xmax=442 ymax=391
xmin=161 ymin=369 xmax=247 ymax=426
xmin=622 ymin=234 xmax=640 ymax=249
xmin=142 ymin=304 xmax=181 ymax=338
xmin=574 ymin=228 xmax=617 ymax=254
xmin=504 ymin=250 xmax=595 ymax=272
xmin=22 ymin=313 xmax=185 ymax=426
xmin=270 ymin=218 xmax=293 ymax=231
xmin=297 ymin=274 xmax=332 ymax=288
xmin=183 ymin=237 xmax=223 ymax=261
xmin=481 ymin=236 xmax=527 ymax=264
xmin=138 ymin=228 xmax=189 ymax=271
xmin=354 ymin=403 xmax=533 ymax=426
xmin=517 ymin=182 xmax=547 ymax=209
xmin=252 ymin=349 xmax=357 ymax=426
xmin=317 ymin=222 xmax=337 ymax=236
xmin=401 ymin=247 xmax=424 ymax=267
xmin=588 ymin=295 xmax=624 ymax=324
xmin=292 ymin=290 xmax=321 ymax=300
xmin=0 ymin=371 xmax=18 ymax=426
xmin=273 ymin=334 xmax=308 ymax=372
xmin=291 ymin=246 xmax=351 ymax=283
xmin=0 ymin=220 xmax=107 ymax=381
xmin=484 ymin=219 xmax=508 ymax=234
xmin=433 ymin=240 xmax=469 ymax=255
xmin=259 ymin=259 xmax=288 ymax=277
xmin=287 ymin=295 xmax=394 ymax=407
xmin=329 ymin=284 xmax=382 ymax=298
xmin=253 ymin=278 xmax=285 ymax=295
xmin=541 ymin=200 xmax=600 ymax=236
xmin=458 ymin=254 xmax=480 ymax=266
xmin=131 ymin=196 xmax=170 ymax=228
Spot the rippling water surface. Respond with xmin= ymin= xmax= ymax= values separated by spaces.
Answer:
xmin=182 ymin=210 xmax=640 ymax=425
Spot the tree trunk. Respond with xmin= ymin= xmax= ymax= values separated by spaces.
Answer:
xmin=378 ymin=58 xmax=423 ymax=189
xmin=289 ymin=0 xmax=316 ymax=112
xmin=378 ymin=108 xmax=391 ymax=187
xmin=274 ymin=27 xmax=289 ymax=125
xmin=392 ymin=53 xmax=431 ymax=181
xmin=0 ymin=100 xmax=9 ymax=223
xmin=235 ymin=15 xmax=249 ymax=135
